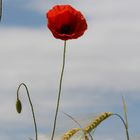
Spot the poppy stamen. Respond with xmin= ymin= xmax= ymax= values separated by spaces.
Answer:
xmin=60 ymin=24 xmax=72 ymax=34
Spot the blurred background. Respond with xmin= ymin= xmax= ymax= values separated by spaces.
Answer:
xmin=0 ymin=0 xmax=140 ymax=140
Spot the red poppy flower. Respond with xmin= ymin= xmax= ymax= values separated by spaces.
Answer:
xmin=46 ymin=5 xmax=87 ymax=40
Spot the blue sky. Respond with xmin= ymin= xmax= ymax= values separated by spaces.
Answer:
xmin=1 ymin=0 xmax=45 ymax=27
xmin=0 ymin=0 xmax=140 ymax=140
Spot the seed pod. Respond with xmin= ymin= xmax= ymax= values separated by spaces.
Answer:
xmin=62 ymin=128 xmax=80 ymax=140
xmin=84 ymin=112 xmax=113 ymax=133
xmin=16 ymin=99 xmax=22 ymax=113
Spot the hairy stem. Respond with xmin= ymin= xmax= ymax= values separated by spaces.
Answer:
xmin=51 ymin=40 xmax=67 ymax=140
xmin=17 ymin=83 xmax=38 ymax=140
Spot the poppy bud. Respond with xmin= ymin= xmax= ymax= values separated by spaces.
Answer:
xmin=16 ymin=99 xmax=22 ymax=113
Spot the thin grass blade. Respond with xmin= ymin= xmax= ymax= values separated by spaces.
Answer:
xmin=122 ymin=96 xmax=128 ymax=129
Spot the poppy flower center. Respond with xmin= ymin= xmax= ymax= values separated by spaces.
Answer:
xmin=60 ymin=24 xmax=72 ymax=34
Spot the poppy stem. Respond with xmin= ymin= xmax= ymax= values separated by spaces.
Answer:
xmin=0 ymin=0 xmax=2 ymax=21
xmin=51 ymin=40 xmax=67 ymax=140
xmin=17 ymin=83 xmax=38 ymax=140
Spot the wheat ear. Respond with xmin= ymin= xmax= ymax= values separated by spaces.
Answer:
xmin=61 ymin=128 xmax=81 ymax=140
xmin=84 ymin=112 xmax=113 ymax=133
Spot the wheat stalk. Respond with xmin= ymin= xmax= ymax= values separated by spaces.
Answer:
xmin=62 ymin=112 xmax=93 ymax=140
xmin=84 ymin=112 xmax=113 ymax=133
xmin=62 ymin=112 xmax=112 ymax=140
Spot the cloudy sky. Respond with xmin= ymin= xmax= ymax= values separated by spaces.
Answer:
xmin=0 ymin=0 xmax=140 ymax=140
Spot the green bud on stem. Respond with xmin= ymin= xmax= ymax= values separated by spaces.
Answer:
xmin=16 ymin=99 xmax=22 ymax=113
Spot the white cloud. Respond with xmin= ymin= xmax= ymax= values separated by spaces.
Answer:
xmin=25 ymin=0 xmax=75 ymax=13
xmin=0 ymin=16 xmax=140 ymax=138
xmin=0 ymin=12 xmax=140 ymax=116
xmin=25 ymin=0 xmax=140 ymax=23
xmin=1 ymin=20 xmax=140 ymax=92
